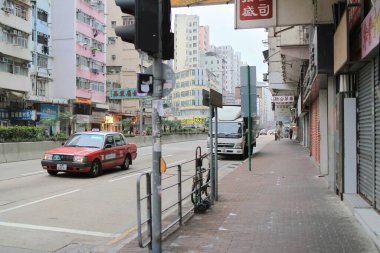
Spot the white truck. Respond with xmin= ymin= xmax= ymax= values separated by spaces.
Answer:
xmin=208 ymin=105 xmax=257 ymax=159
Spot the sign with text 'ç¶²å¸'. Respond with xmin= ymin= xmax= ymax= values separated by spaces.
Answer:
xmin=110 ymin=88 xmax=146 ymax=99
xmin=235 ymin=0 xmax=276 ymax=29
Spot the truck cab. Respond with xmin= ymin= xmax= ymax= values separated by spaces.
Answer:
xmin=208 ymin=105 xmax=256 ymax=159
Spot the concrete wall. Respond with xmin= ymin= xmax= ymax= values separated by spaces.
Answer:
xmin=0 ymin=133 xmax=207 ymax=164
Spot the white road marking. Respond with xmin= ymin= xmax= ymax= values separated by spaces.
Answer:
xmin=163 ymin=154 xmax=173 ymax=157
xmin=108 ymin=171 xmax=149 ymax=183
xmin=0 ymin=189 xmax=80 ymax=214
xmin=167 ymin=160 xmax=186 ymax=167
xmin=21 ymin=171 xmax=45 ymax=176
xmin=0 ymin=221 xmax=120 ymax=238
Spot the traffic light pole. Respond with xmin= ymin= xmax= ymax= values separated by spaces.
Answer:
xmin=151 ymin=2 xmax=163 ymax=252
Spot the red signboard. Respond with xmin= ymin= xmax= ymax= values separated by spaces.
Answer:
xmin=239 ymin=0 xmax=273 ymax=21
xmin=235 ymin=0 xmax=276 ymax=29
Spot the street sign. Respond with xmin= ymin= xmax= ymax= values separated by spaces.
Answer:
xmin=146 ymin=63 xmax=175 ymax=97
xmin=210 ymin=89 xmax=223 ymax=108
xmin=137 ymin=73 xmax=154 ymax=95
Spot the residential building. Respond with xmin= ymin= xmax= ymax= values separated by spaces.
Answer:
xmin=51 ymin=0 xmax=106 ymax=132
xmin=106 ymin=0 xmax=152 ymax=133
xmin=172 ymin=68 xmax=217 ymax=128
xmin=200 ymin=51 xmax=225 ymax=93
xmin=174 ymin=14 xmax=200 ymax=72
xmin=256 ymin=82 xmax=273 ymax=129
xmin=213 ymin=45 xmax=242 ymax=101
xmin=0 ymin=0 xmax=32 ymax=126
xmin=199 ymin=25 xmax=209 ymax=52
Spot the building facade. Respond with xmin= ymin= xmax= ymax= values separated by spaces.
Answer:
xmin=51 ymin=0 xmax=106 ymax=132
xmin=171 ymin=68 xmax=217 ymax=128
xmin=0 ymin=0 xmax=32 ymax=126
xmin=174 ymin=14 xmax=200 ymax=72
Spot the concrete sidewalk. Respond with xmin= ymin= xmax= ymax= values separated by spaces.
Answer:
xmin=117 ymin=139 xmax=379 ymax=253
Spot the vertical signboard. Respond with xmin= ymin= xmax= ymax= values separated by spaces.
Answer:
xmin=235 ymin=0 xmax=276 ymax=29
xmin=362 ymin=0 xmax=380 ymax=59
xmin=240 ymin=66 xmax=257 ymax=117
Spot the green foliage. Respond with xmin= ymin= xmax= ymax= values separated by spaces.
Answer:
xmin=146 ymin=127 xmax=152 ymax=135
xmin=121 ymin=118 xmax=132 ymax=129
xmin=0 ymin=126 xmax=68 ymax=143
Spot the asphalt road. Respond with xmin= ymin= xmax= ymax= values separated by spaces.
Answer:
xmin=0 ymin=136 xmax=274 ymax=253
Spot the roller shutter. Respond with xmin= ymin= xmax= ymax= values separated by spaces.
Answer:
xmin=357 ymin=62 xmax=375 ymax=203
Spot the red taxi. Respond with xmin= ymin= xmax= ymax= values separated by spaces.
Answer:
xmin=41 ymin=132 xmax=137 ymax=177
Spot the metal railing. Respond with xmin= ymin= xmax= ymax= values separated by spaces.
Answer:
xmin=136 ymin=152 xmax=210 ymax=249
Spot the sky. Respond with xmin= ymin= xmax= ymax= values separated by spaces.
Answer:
xmin=171 ymin=4 xmax=268 ymax=82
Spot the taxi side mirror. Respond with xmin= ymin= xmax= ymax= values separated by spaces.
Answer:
xmin=105 ymin=144 xmax=112 ymax=149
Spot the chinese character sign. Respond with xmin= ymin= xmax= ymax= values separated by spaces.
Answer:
xmin=110 ymin=88 xmax=146 ymax=99
xmin=362 ymin=0 xmax=380 ymax=59
xmin=271 ymin=96 xmax=294 ymax=104
xmin=235 ymin=0 xmax=276 ymax=29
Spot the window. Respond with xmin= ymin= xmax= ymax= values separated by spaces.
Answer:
xmin=114 ymin=134 xmax=126 ymax=146
xmin=105 ymin=136 xmax=115 ymax=147
xmin=37 ymin=8 xmax=48 ymax=22
xmin=111 ymin=21 xmax=116 ymax=28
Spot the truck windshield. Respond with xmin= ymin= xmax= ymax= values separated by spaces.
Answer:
xmin=214 ymin=122 xmax=242 ymax=138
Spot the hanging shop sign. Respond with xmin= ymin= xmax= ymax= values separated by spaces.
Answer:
xmin=91 ymin=111 xmax=106 ymax=124
xmin=75 ymin=114 xmax=90 ymax=123
xmin=40 ymin=104 xmax=58 ymax=120
xmin=272 ymin=96 xmax=294 ymax=103
xmin=235 ymin=0 xmax=276 ymax=29
xmin=362 ymin=0 xmax=380 ymax=59
xmin=75 ymin=97 xmax=92 ymax=104
xmin=10 ymin=110 xmax=36 ymax=121
xmin=110 ymin=88 xmax=146 ymax=99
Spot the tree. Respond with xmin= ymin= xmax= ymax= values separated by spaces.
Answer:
xmin=121 ymin=118 xmax=132 ymax=132
xmin=58 ymin=112 xmax=73 ymax=135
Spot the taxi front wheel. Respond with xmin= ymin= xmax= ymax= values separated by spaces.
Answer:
xmin=89 ymin=160 xmax=102 ymax=177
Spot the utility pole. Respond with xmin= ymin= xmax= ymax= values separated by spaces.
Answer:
xmin=114 ymin=1 xmax=174 ymax=251
xmin=151 ymin=1 xmax=163 ymax=250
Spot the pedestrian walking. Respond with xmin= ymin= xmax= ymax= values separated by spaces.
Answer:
xmin=289 ymin=128 xmax=293 ymax=139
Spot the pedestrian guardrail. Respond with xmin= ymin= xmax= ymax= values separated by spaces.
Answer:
xmin=136 ymin=148 xmax=211 ymax=249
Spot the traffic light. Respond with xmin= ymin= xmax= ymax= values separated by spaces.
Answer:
xmin=114 ymin=0 xmax=159 ymax=55
xmin=162 ymin=0 xmax=174 ymax=60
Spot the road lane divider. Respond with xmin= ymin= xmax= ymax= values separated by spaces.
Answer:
xmin=0 ymin=189 xmax=80 ymax=214
xmin=0 ymin=221 xmax=120 ymax=238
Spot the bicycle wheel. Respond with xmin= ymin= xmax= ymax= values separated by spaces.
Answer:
xmin=191 ymin=177 xmax=202 ymax=205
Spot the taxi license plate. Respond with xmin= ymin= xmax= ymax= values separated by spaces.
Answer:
xmin=57 ymin=164 xmax=67 ymax=171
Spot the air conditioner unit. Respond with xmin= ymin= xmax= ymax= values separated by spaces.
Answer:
xmin=1 ymin=57 xmax=8 ymax=63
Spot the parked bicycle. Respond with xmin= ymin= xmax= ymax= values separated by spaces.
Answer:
xmin=191 ymin=146 xmax=211 ymax=214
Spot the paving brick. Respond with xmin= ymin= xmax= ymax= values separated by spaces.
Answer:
xmin=117 ymin=140 xmax=379 ymax=253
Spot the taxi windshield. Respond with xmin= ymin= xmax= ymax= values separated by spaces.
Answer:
xmin=64 ymin=134 xmax=104 ymax=148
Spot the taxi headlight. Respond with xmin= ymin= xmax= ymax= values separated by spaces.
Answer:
xmin=44 ymin=154 xmax=53 ymax=160
xmin=234 ymin=143 xmax=242 ymax=149
xmin=73 ymin=156 xmax=87 ymax=163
